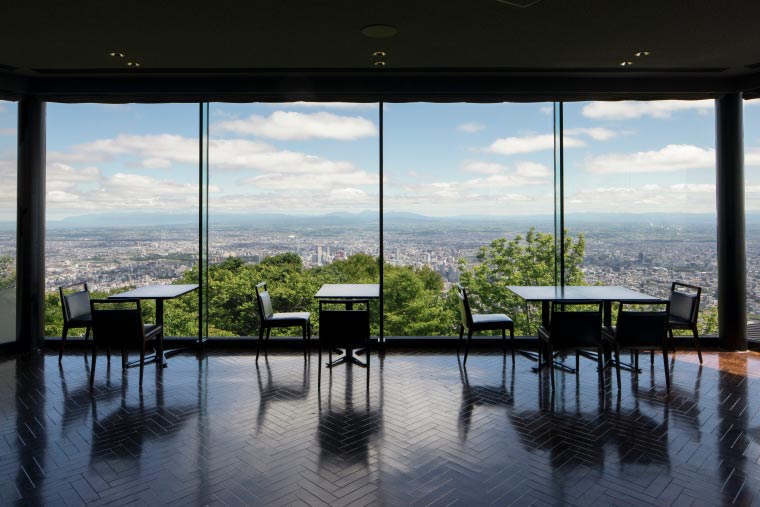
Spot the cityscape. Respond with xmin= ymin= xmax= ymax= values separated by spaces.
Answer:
xmin=19 ymin=212 xmax=759 ymax=321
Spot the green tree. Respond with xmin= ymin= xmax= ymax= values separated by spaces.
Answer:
xmin=459 ymin=228 xmax=585 ymax=335
xmin=383 ymin=264 xmax=456 ymax=336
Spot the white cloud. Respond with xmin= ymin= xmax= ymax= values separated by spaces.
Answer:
xmin=585 ymin=144 xmax=716 ymax=174
xmin=539 ymin=105 xmax=553 ymax=115
xmin=565 ymin=182 xmax=717 ymax=213
xmin=215 ymin=111 xmax=377 ymax=140
xmin=515 ymin=161 xmax=552 ymax=178
xmin=486 ymin=133 xmax=584 ymax=155
xmin=564 ymin=127 xmax=619 ymax=141
xmin=285 ymin=102 xmax=378 ymax=109
xmin=457 ymin=122 xmax=485 ymax=133
xmin=581 ymin=100 xmax=714 ymax=120
xmin=141 ymin=157 xmax=172 ymax=169
xmin=461 ymin=161 xmax=506 ymax=174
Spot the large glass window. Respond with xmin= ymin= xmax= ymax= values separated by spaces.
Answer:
xmin=383 ymin=103 xmax=555 ymax=336
xmin=0 ymin=100 xmax=17 ymax=344
xmin=744 ymin=99 xmax=760 ymax=324
xmin=45 ymin=103 xmax=200 ymax=337
xmin=563 ymin=100 xmax=718 ymax=334
xmin=207 ymin=102 xmax=380 ymax=337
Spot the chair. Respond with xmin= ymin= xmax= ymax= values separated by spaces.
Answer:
xmin=538 ymin=301 xmax=604 ymax=390
xmin=89 ymin=298 xmax=163 ymax=388
xmin=667 ymin=282 xmax=703 ymax=364
xmin=602 ymin=301 xmax=671 ymax=389
xmin=456 ymin=284 xmax=515 ymax=366
xmin=255 ymin=282 xmax=311 ymax=362
xmin=59 ymin=283 xmax=93 ymax=362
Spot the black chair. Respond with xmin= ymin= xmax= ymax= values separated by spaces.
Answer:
xmin=456 ymin=284 xmax=515 ymax=366
xmin=538 ymin=301 xmax=604 ymax=391
xmin=667 ymin=282 xmax=703 ymax=364
xmin=602 ymin=301 xmax=671 ymax=390
xmin=255 ymin=282 xmax=311 ymax=362
xmin=59 ymin=283 xmax=93 ymax=362
xmin=89 ymin=298 xmax=163 ymax=388
xmin=318 ymin=299 xmax=371 ymax=388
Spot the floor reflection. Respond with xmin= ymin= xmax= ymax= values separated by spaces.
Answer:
xmin=458 ymin=356 xmax=514 ymax=443
xmin=255 ymin=355 xmax=311 ymax=433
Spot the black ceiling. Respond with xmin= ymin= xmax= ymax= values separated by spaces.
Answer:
xmin=2 ymin=0 xmax=760 ymax=102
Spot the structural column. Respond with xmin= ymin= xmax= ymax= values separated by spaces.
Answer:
xmin=16 ymin=97 xmax=46 ymax=353
xmin=716 ymin=92 xmax=747 ymax=350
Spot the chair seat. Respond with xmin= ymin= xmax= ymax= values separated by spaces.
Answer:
xmin=267 ymin=312 xmax=311 ymax=326
xmin=144 ymin=324 xmax=163 ymax=340
xmin=69 ymin=314 xmax=92 ymax=326
xmin=668 ymin=315 xmax=692 ymax=328
xmin=472 ymin=313 xmax=513 ymax=330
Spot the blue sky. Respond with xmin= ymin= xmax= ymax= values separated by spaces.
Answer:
xmin=2 ymin=99 xmax=760 ymax=221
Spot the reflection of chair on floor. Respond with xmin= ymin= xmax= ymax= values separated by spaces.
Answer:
xmin=538 ymin=301 xmax=605 ymax=391
xmin=255 ymin=355 xmax=310 ymax=433
xmin=89 ymin=299 xmax=163 ymax=388
xmin=603 ymin=301 xmax=671 ymax=389
xmin=667 ymin=282 xmax=703 ymax=364
xmin=456 ymin=284 xmax=515 ymax=365
xmin=59 ymin=283 xmax=93 ymax=362
xmin=317 ymin=365 xmax=381 ymax=467
xmin=255 ymin=282 xmax=311 ymax=362
xmin=457 ymin=357 xmax=514 ymax=442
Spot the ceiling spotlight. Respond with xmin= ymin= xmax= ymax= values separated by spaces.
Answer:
xmin=373 ymin=61 xmax=386 ymax=67
xmin=372 ymin=51 xmax=387 ymax=58
xmin=361 ymin=24 xmax=398 ymax=39
xmin=109 ymin=51 xmax=125 ymax=58
xmin=127 ymin=61 xmax=141 ymax=67
xmin=635 ymin=50 xmax=651 ymax=57
xmin=620 ymin=61 xmax=633 ymax=67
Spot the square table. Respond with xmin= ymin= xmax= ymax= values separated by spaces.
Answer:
xmin=314 ymin=284 xmax=379 ymax=367
xmin=110 ymin=283 xmax=199 ymax=367
xmin=507 ymin=285 xmax=664 ymax=371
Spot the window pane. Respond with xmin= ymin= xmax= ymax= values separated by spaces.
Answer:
xmin=0 ymin=100 xmax=16 ymax=345
xmin=383 ymin=103 xmax=555 ymax=336
xmin=564 ymin=100 xmax=717 ymax=334
xmin=207 ymin=102 xmax=380 ymax=337
xmin=45 ymin=104 xmax=200 ymax=338
xmin=745 ymin=99 xmax=760 ymax=325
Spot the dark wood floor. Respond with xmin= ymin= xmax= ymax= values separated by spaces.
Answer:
xmin=2 ymin=346 xmax=760 ymax=506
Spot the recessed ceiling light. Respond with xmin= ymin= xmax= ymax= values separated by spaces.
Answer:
xmin=109 ymin=51 xmax=125 ymax=58
xmin=373 ymin=61 xmax=386 ymax=67
xmin=127 ymin=61 xmax=141 ymax=67
xmin=635 ymin=50 xmax=651 ymax=57
xmin=361 ymin=24 xmax=398 ymax=39
xmin=620 ymin=61 xmax=633 ymax=67
xmin=372 ymin=51 xmax=387 ymax=58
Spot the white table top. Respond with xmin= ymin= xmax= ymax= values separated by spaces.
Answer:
xmin=314 ymin=283 xmax=380 ymax=299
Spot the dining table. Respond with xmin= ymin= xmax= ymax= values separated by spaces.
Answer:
xmin=507 ymin=285 xmax=665 ymax=371
xmin=109 ymin=283 xmax=199 ymax=367
xmin=314 ymin=283 xmax=380 ymax=367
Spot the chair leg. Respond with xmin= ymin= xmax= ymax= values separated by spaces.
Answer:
xmin=510 ymin=328 xmax=515 ymax=365
xmin=463 ymin=329 xmax=473 ymax=365
xmin=89 ymin=341 xmax=97 ymax=388
xmin=668 ymin=328 xmax=676 ymax=352
xmin=59 ymin=326 xmax=69 ymax=363
xmin=84 ymin=326 xmax=91 ymax=342
xmin=575 ymin=351 xmax=580 ymax=371
xmin=256 ymin=326 xmax=264 ymax=362
xmin=317 ymin=327 xmax=322 ymax=390
xmin=614 ymin=344 xmax=622 ymax=390
xmin=692 ymin=326 xmax=703 ymax=364
xmin=139 ymin=340 xmax=146 ymax=388
xmin=596 ymin=345 xmax=604 ymax=391
xmin=302 ymin=324 xmax=307 ymax=362
xmin=634 ymin=351 xmax=639 ymax=370
xmin=501 ymin=328 xmax=507 ymax=355
xmin=662 ymin=346 xmax=671 ymax=389
xmin=366 ymin=332 xmax=371 ymax=389
xmin=547 ymin=342 xmax=555 ymax=391
xmin=457 ymin=325 xmax=464 ymax=355
xmin=650 ymin=350 xmax=655 ymax=365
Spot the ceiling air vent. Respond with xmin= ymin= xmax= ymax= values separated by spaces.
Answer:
xmin=496 ymin=0 xmax=542 ymax=7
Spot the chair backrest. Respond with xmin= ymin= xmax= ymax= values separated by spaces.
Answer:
xmin=255 ymin=282 xmax=274 ymax=321
xmin=60 ymin=283 xmax=90 ymax=321
xmin=669 ymin=282 xmax=701 ymax=324
xmin=456 ymin=284 xmax=474 ymax=329
xmin=548 ymin=301 xmax=603 ymax=348
xmin=614 ymin=301 xmax=670 ymax=347
xmin=89 ymin=299 xmax=145 ymax=345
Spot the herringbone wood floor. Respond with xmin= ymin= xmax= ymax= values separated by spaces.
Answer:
xmin=2 ymin=347 xmax=760 ymax=506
